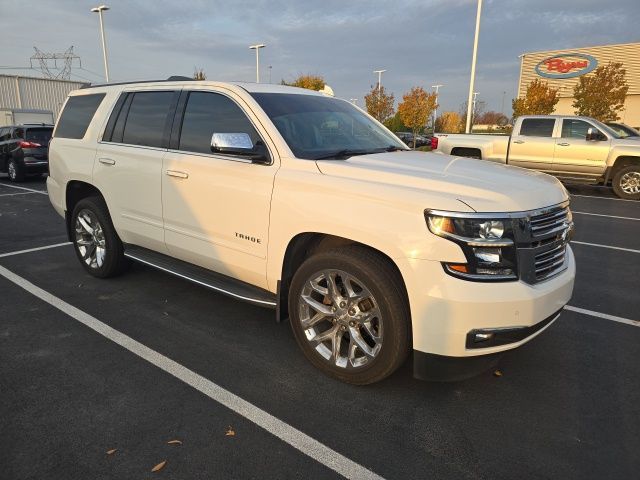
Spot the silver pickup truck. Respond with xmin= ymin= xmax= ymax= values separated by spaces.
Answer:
xmin=434 ymin=115 xmax=640 ymax=199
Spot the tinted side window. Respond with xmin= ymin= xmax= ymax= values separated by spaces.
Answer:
xmin=25 ymin=128 xmax=53 ymax=144
xmin=0 ymin=128 xmax=9 ymax=142
xmin=561 ymin=119 xmax=595 ymax=139
xmin=519 ymin=119 xmax=555 ymax=137
xmin=55 ymin=94 xmax=106 ymax=139
xmin=12 ymin=128 xmax=24 ymax=139
xmin=122 ymin=91 xmax=174 ymax=148
xmin=179 ymin=92 xmax=259 ymax=154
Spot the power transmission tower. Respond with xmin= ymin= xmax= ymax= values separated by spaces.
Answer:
xmin=30 ymin=46 xmax=81 ymax=80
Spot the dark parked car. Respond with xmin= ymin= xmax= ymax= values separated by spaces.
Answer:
xmin=395 ymin=131 xmax=430 ymax=148
xmin=0 ymin=124 xmax=53 ymax=181
xmin=605 ymin=122 xmax=640 ymax=138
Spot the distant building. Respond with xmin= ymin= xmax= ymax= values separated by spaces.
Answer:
xmin=0 ymin=75 xmax=88 ymax=120
xmin=518 ymin=42 xmax=640 ymax=128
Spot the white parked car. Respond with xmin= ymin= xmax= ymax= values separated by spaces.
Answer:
xmin=47 ymin=78 xmax=575 ymax=384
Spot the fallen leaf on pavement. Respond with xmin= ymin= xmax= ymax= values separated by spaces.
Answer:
xmin=493 ymin=370 xmax=503 ymax=377
xmin=151 ymin=460 xmax=167 ymax=472
xmin=225 ymin=426 xmax=235 ymax=436
xmin=167 ymin=439 xmax=182 ymax=445
xmin=106 ymin=449 xmax=117 ymax=455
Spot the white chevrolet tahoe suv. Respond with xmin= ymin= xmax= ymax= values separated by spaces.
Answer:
xmin=47 ymin=78 xmax=576 ymax=384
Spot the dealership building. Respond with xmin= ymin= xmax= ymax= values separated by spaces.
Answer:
xmin=518 ymin=42 xmax=640 ymax=128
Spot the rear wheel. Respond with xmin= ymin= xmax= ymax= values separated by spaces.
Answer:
xmin=612 ymin=164 xmax=640 ymax=200
xmin=288 ymin=246 xmax=410 ymax=385
xmin=71 ymin=196 xmax=130 ymax=278
xmin=7 ymin=159 xmax=24 ymax=182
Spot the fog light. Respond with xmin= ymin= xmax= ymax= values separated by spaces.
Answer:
xmin=474 ymin=248 xmax=501 ymax=264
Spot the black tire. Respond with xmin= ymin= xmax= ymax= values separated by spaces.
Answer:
xmin=288 ymin=246 xmax=411 ymax=385
xmin=7 ymin=159 xmax=24 ymax=182
xmin=612 ymin=164 xmax=640 ymax=200
xmin=71 ymin=196 xmax=130 ymax=278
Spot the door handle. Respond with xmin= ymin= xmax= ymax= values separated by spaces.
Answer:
xmin=557 ymin=142 xmax=570 ymax=146
xmin=166 ymin=170 xmax=189 ymax=179
xmin=99 ymin=157 xmax=115 ymax=166
xmin=513 ymin=140 xmax=525 ymax=144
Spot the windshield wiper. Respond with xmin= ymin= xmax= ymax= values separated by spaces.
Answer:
xmin=313 ymin=145 xmax=405 ymax=160
xmin=313 ymin=149 xmax=375 ymax=160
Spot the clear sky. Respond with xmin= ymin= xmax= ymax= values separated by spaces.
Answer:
xmin=1 ymin=0 xmax=638 ymax=115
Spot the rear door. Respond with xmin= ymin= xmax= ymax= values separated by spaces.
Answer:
xmin=507 ymin=118 xmax=557 ymax=172
xmin=552 ymin=118 xmax=610 ymax=178
xmin=93 ymin=90 xmax=179 ymax=253
xmin=161 ymin=89 xmax=278 ymax=289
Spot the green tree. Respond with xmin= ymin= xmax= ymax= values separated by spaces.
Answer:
xmin=512 ymin=79 xmax=559 ymax=118
xmin=398 ymin=87 xmax=438 ymax=148
xmin=284 ymin=74 xmax=325 ymax=91
xmin=572 ymin=62 xmax=629 ymax=122
xmin=384 ymin=112 xmax=407 ymax=132
xmin=364 ymin=85 xmax=395 ymax=123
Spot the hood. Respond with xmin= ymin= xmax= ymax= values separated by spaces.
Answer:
xmin=315 ymin=151 xmax=568 ymax=212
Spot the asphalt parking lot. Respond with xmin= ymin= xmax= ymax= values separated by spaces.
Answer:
xmin=1 ymin=176 xmax=638 ymax=480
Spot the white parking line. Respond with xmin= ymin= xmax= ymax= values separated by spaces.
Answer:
xmin=0 ymin=183 xmax=47 ymax=195
xmin=573 ymin=211 xmax=639 ymax=221
xmin=0 ymin=191 xmax=38 ymax=197
xmin=0 ymin=242 xmax=72 ymax=258
xmin=0 ymin=264 xmax=384 ymax=480
xmin=565 ymin=305 xmax=639 ymax=327
xmin=571 ymin=194 xmax=638 ymax=203
xmin=571 ymin=241 xmax=640 ymax=254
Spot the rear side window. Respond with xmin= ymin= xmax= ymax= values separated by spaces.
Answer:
xmin=0 ymin=128 xmax=9 ymax=142
xmin=25 ymin=128 xmax=53 ymax=144
xmin=519 ymin=118 xmax=555 ymax=137
xmin=121 ymin=91 xmax=175 ymax=148
xmin=178 ymin=92 xmax=260 ymax=154
xmin=55 ymin=94 xmax=105 ymax=139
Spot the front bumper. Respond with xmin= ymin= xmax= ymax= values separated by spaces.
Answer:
xmin=397 ymin=245 xmax=575 ymax=358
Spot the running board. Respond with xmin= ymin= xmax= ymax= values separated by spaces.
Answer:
xmin=124 ymin=245 xmax=277 ymax=309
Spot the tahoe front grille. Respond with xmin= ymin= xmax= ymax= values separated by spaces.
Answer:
xmin=530 ymin=206 xmax=571 ymax=238
xmin=534 ymin=242 xmax=567 ymax=281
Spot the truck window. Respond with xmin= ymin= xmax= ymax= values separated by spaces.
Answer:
xmin=121 ymin=91 xmax=175 ymax=148
xmin=561 ymin=119 xmax=596 ymax=139
xmin=55 ymin=94 xmax=106 ymax=139
xmin=519 ymin=118 xmax=555 ymax=137
xmin=178 ymin=92 xmax=260 ymax=154
xmin=25 ymin=128 xmax=53 ymax=145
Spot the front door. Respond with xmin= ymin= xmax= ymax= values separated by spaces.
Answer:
xmin=553 ymin=118 xmax=610 ymax=178
xmin=161 ymin=90 xmax=278 ymax=289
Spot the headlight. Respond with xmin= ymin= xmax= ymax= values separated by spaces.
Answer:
xmin=426 ymin=212 xmax=518 ymax=281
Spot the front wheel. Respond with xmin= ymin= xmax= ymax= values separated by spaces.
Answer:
xmin=612 ymin=165 xmax=640 ymax=200
xmin=288 ymin=246 xmax=411 ymax=385
xmin=71 ymin=196 xmax=130 ymax=278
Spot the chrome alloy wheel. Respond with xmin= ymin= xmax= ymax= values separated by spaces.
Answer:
xmin=75 ymin=209 xmax=106 ymax=269
xmin=620 ymin=171 xmax=640 ymax=195
xmin=8 ymin=162 xmax=16 ymax=180
xmin=298 ymin=269 xmax=383 ymax=369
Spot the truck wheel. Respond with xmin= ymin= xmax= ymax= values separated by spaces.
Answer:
xmin=612 ymin=165 xmax=640 ymax=200
xmin=7 ymin=159 xmax=24 ymax=182
xmin=71 ymin=196 xmax=130 ymax=278
xmin=288 ymin=246 xmax=411 ymax=385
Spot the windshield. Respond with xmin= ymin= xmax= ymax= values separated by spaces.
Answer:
xmin=590 ymin=119 xmax=622 ymax=139
xmin=250 ymin=93 xmax=407 ymax=159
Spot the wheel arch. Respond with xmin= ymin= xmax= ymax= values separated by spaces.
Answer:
xmin=277 ymin=232 xmax=410 ymax=324
xmin=64 ymin=180 xmax=106 ymax=241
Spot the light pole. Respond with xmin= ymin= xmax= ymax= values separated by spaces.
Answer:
xmin=249 ymin=44 xmax=265 ymax=83
xmin=91 ymin=5 xmax=110 ymax=82
xmin=349 ymin=98 xmax=358 ymax=105
xmin=268 ymin=65 xmax=272 ymax=84
xmin=471 ymin=92 xmax=479 ymax=129
xmin=431 ymin=84 xmax=443 ymax=133
xmin=373 ymin=69 xmax=386 ymax=92
xmin=465 ymin=0 xmax=482 ymax=133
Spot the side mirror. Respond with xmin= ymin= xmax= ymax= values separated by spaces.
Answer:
xmin=210 ymin=133 xmax=270 ymax=164
xmin=586 ymin=127 xmax=605 ymax=141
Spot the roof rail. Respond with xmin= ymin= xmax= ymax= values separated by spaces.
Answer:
xmin=80 ymin=76 xmax=195 ymax=89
